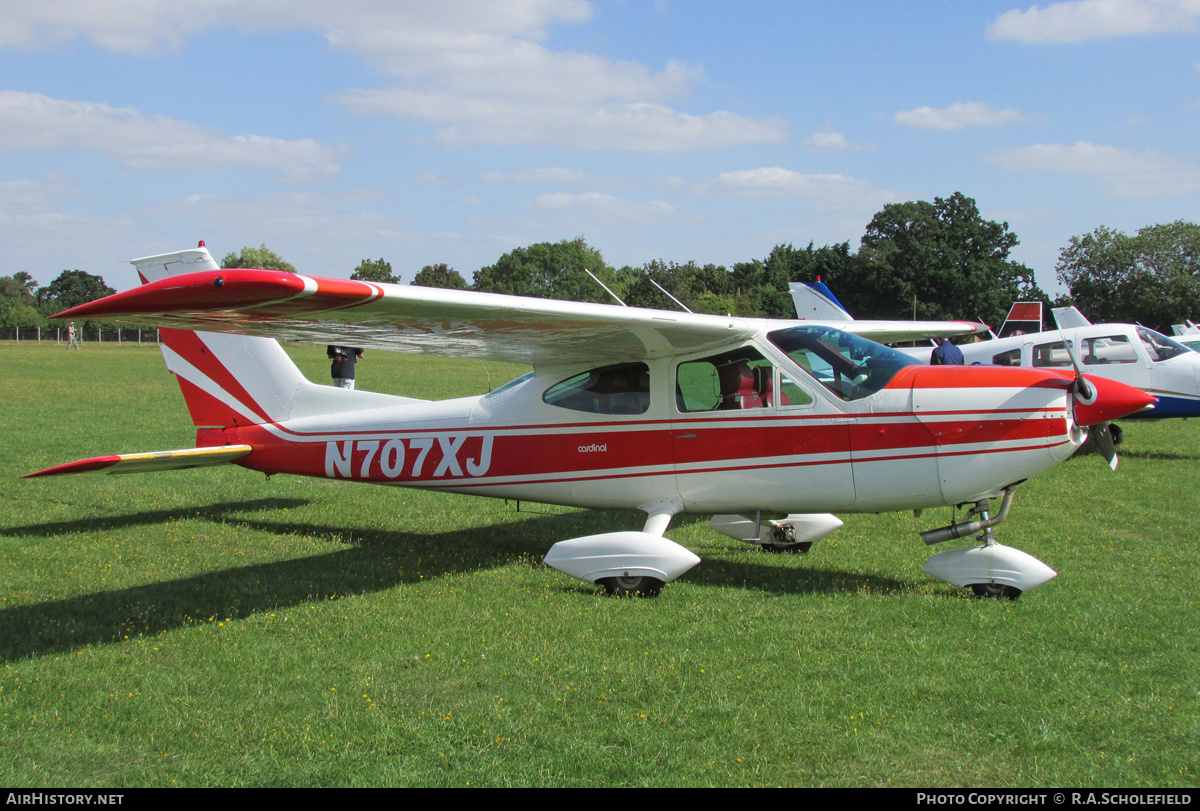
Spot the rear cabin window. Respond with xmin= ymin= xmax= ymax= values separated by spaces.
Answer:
xmin=543 ymin=362 xmax=650 ymax=414
xmin=1032 ymin=340 xmax=1074 ymax=367
xmin=992 ymin=347 xmax=1022 ymax=366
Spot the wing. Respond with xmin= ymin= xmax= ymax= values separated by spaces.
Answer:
xmin=830 ymin=319 xmax=990 ymax=344
xmin=788 ymin=281 xmax=989 ymax=342
xmin=59 ymin=269 xmax=761 ymax=369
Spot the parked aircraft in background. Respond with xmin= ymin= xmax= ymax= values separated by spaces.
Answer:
xmin=955 ymin=305 xmax=1200 ymax=429
xmin=787 ymin=281 xmax=990 ymax=342
xmin=1171 ymin=321 xmax=1200 ymax=352
xmin=24 ymin=245 xmax=1153 ymax=600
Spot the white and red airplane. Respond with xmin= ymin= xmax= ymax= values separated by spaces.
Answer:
xmin=25 ymin=244 xmax=1154 ymax=599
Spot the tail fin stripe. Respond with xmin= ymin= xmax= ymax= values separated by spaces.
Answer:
xmin=162 ymin=339 xmax=272 ymax=425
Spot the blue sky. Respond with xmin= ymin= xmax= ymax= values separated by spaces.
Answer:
xmin=3 ymin=0 xmax=1200 ymax=295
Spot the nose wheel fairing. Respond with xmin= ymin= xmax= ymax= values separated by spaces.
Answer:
xmin=919 ymin=491 xmax=1057 ymax=598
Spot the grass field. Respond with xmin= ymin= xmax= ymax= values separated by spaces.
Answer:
xmin=1 ymin=342 xmax=1197 ymax=787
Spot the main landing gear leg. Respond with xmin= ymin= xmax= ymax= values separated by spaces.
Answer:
xmin=919 ymin=488 xmax=1057 ymax=599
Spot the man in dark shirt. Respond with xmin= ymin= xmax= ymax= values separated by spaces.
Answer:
xmin=327 ymin=346 xmax=364 ymax=389
xmin=930 ymin=338 xmax=964 ymax=365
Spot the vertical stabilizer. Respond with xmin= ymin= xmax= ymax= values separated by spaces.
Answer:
xmin=997 ymin=302 xmax=1043 ymax=338
xmin=132 ymin=243 xmax=307 ymax=427
xmin=788 ymin=281 xmax=853 ymax=321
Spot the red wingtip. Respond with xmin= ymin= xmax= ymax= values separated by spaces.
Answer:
xmin=53 ymin=268 xmax=308 ymax=320
xmin=23 ymin=456 xmax=122 ymax=478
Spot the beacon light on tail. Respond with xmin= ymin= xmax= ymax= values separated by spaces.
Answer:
xmin=28 ymin=242 xmax=1156 ymax=600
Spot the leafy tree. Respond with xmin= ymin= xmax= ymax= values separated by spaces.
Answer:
xmin=1056 ymin=221 xmax=1200 ymax=331
xmin=0 ymin=272 xmax=46 ymax=327
xmin=350 ymin=258 xmax=400 ymax=284
xmin=412 ymin=263 xmax=468 ymax=289
xmin=729 ymin=243 xmax=858 ymax=319
xmin=841 ymin=192 xmax=1042 ymax=329
xmin=0 ymin=277 xmax=49 ymax=329
xmin=472 ymin=238 xmax=620 ymax=304
xmin=622 ymin=259 xmax=740 ymax=314
xmin=220 ymin=244 xmax=296 ymax=273
xmin=36 ymin=270 xmax=115 ymax=317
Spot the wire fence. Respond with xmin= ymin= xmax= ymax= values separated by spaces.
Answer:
xmin=0 ymin=326 xmax=162 ymax=344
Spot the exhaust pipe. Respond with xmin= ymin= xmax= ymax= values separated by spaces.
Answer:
xmin=921 ymin=488 xmax=1015 ymax=546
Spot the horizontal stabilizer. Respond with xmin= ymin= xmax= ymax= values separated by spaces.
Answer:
xmin=24 ymin=445 xmax=252 ymax=478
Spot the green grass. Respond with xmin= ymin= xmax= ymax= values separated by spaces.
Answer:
xmin=1 ymin=342 xmax=1197 ymax=787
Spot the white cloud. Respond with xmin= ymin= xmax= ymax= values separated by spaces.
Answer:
xmin=535 ymin=191 xmax=675 ymax=220
xmin=987 ymin=0 xmax=1200 ymax=44
xmin=0 ymin=1 xmax=595 ymax=54
xmin=0 ymin=2 xmax=783 ymax=152
xmin=985 ymin=141 xmax=1200 ymax=196
xmin=335 ymin=91 xmax=787 ymax=152
xmin=0 ymin=91 xmax=345 ymax=180
xmin=895 ymin=102 xmax=1029 ymax=130
xmin=705 ymin=167 xmax=894 ymax=209
xmin=481 ymin=168 xmax=589 ymax=183
xmin=800 ymin=131 xmax=874 ymax=152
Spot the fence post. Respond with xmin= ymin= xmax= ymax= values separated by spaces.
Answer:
xmin=37 ymin=326 xmax=41 ymax=343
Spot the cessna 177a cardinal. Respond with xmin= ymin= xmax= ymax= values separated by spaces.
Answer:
xmin=25 ymin=244 xmax=1154 ymax=599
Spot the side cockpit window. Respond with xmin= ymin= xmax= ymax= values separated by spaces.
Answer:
xmin=1082 ymin=335 xmax=1138 ymax=365
xmin=543 ymin=362 xmax=650 ymax=414
xmin=677 ymin=348 xmax=776 ymax=412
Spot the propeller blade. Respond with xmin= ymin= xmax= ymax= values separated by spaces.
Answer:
xmin=1060 ymin=331 xmax=1096 ymax=403
xmin=1092 ymin=422 xmax=1118 ymax=471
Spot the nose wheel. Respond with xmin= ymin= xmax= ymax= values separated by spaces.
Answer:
xmin=600 ymin=576 xmax=664 ymax=597
xmin=969 ymin=583 xmax=1022 ymax=600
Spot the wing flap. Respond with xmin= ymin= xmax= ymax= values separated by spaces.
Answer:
xmin=24 ymin=445 xmax=253 ymax=478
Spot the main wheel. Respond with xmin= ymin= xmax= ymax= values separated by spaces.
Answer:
xmin=1110 ymin=423 xmax=1124 ymax=446
xmin=600 ymin=576 xmax=665 ymax=598
xmin=969 ymin=583 xmax=1022 ymax=600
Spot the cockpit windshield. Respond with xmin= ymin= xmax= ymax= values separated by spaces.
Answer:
xmin=1137 ymin=328 xmax=1191 ymax=363
xmin=767 ymin=325 xmax=917 ymax=401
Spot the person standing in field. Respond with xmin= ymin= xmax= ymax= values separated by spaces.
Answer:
xmin=327 ymin=345 xmax=364 ymax=389
xmin=67 ymin=321 xmax=80 ymax=350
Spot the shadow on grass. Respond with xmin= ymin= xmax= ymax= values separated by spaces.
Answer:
xmin=0 ymin=498 xmax=312 ymax=538
xmin=686 ymin=555 xmax=913 ymax=597
xmin=0 ymin=503 xmax=914 ymax=662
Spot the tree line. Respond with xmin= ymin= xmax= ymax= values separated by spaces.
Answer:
xmin=5 ymin=195 xmax=1199 ymax=335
